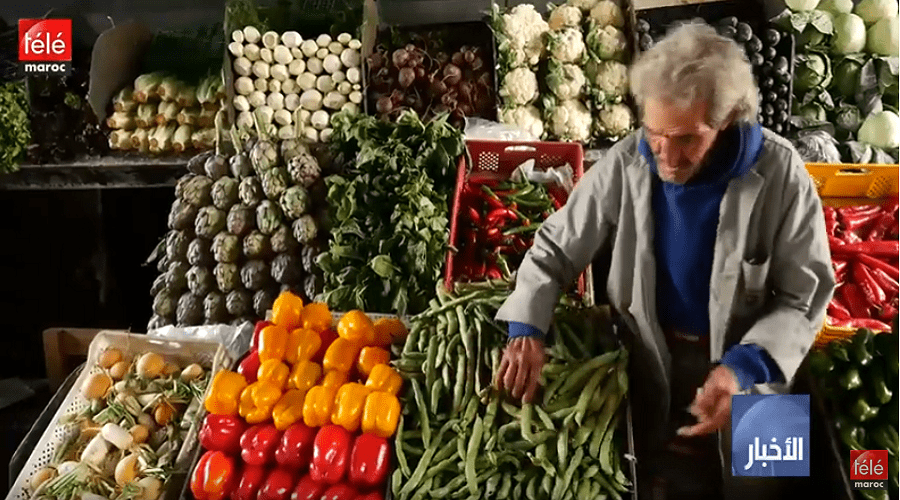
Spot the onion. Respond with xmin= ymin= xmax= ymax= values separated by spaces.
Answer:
xmin=115 ymin=453 xmax=140 ymax=485
xmin=137 ymin=353 xmax=165 ymax=378
xmin=98 ymin=349 xmax=123 ymax=369
xmin=81 ymin=372 xmax=112 ymax=400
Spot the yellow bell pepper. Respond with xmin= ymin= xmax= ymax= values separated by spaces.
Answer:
xmin=373 ymin=317 xmax=406 ymax=346
xmin=238 ymin=381 xmax=283 ymax=424
xmin=337 ymin=310 xmax=375 ymax=345
xmin=204 ymin=370 xmax=248 ymax=415
xmin=259 ymin=324 xmax=290 ymax=363
xmin=322 ymin=370 xmax=349 ymax=389
xmin=300 ymin=302 xmax=332 ymax=333
xmin=286 ymin=328 xmax=322 ymax=365
xmin=272 ymin=389 xmax=307 ymax=430
xmin=257 ymin=359 xmax=290 ymax=390
xmin=365 ymin=364 xmax=403 ymax=396
xmin=323 ymin=338 xmax=361 ymax=373
xmin=302 ymin=385 xmax=337 ymax=428
xmin=357 ymin=347 xmax=391 ymax=377
xmin=288 ymin=359 xmax=322 ymax=392
xmin=331 ymin=383 xmax=372 ymax=433
xmin=272 ymin=291 xmax=304 ymax=331
xmin=362 ymin=391 xmax=401 ymax=438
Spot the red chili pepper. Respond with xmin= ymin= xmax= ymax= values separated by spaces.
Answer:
xmin=827 ymin=317 xmax=891 ymax=330
xmin=866 ymin=212 xmax=895 ymax=241
xmin=833 ymin=259 xmax=848 ymax=274
xmin=870 ymin=267 xmax=900 ymax=296
xmin=479 ymin=185 xmax=506 ymax=210
xmin=200 ymin=414 xmax=248 ymax=455
xmin=857 ymin=253 xmax=900 ymax=280
xmin=486 ymin=264 xmax=503 ymax=280
xmin=840 ymin=283 xmax=871 ymax=319
xmin=310 ymin=425 xmax=352 ymax=485
xmin=348 ymin=433 xmax=390 ymax=489
xmin=828 ymin=297 xmax=852 ymax=319
xmin=882 ymin=197 xmax=899 ymax=215
xmin=290 ymin=474 xmax=326 ymax=500
xmin=829 ymin=236 xmax=846 ymax=248
xmin=831 ymin=241 xmax=899 ymax=259
xmin=842 ymin=209 xmax=883 ymax=234
xmin=853 ymin=261 xmax=887 ymax=307
xmin=467 ymin=172 xmax=501 ymax=187
xmin=823 ymin=207 xmax=839 ymax=235
xmin=240 ymin=424 xmax=282 ymax=466
xmin=552 ymin=197 xmax=563 ymax=210
xmin=238 ymin=350 xmax=261 ymax=384
xmin=275 ymin=422 xmax=317 ymax=470
xmin=843 ymin=231 xmax=864 ymax=244
xmin=259 ymin=468 xmax=297 ymax=500
xmin=232 ymin=464 xmax=267 ymax=500
xmin=878 ymin=304 xmax=898 ymax=321
xmin=838 ymin=204 xmax=881 ymax=217
xmin=486 ymin=207 xmax=518 ymax=227
xmin=466 ymin=207 xmax=481 ymax=226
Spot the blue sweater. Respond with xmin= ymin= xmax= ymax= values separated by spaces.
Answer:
xmin=509 ymin=123 xmax=783 ymax=391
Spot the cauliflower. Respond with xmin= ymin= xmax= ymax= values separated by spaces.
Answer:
xmin=586 ymin=23 xmax=629 ymax=61
xmin=547 ymin=61 xmax=586 ymax=100
xmin=499 ymin=105 xmax=545 ymax=139
xmin=595 ymin=102 xmax=635 ymax=139
xmin=567 ymin=0 xmax=600 ymax=12
xmin=549 ymin=5 xmax=583 ymax=31
xmin=589 ymin=0 xmax=625 ymax=28
xmin=585 ymin=58 xmax=628 ymax=100
xmin=549 ymin=27 xmax=586 ymax=63
xmin=500 ymin=67 xmax=540 ymax=106
xmin=499 ymin=4 xmax=550 ymax=68
xmin=547 ymin=99 xmax=592 ymax=142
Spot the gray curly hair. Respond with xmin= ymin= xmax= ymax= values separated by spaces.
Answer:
xmin=629 ymin=21 xmax=758 ymax=128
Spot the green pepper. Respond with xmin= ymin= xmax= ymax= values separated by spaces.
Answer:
xmin=874 ymin=332 xmax=898 ymax=375
xmin=837 ymin=419 xmax=866 ymax=451
xmin=840 ymin=368 xmax=863 ymax=391
xmin=859 ymin=490 xmax=888 ymax=500
xmin=850 ymin=329 xmax=875 ymax=366
xmin=851 ymin=398 xmax=879 ymax=423
xmin=867 ymin=364 xmax=894 ymax=405
xmin=808 ymin=350 xmax=834 ymax=377
xmin=870 ymin=425 xmax=898 ymax=456
xmin=890 ymin=454 xmax=899 ymax=489
xmin=828 ymin=341 xmax=851 ymax=363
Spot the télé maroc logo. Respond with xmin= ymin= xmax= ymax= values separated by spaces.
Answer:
xmin=18 ymin=19 xmax=72 ymax=75
xmin=851 ymin=450 xmax=889 ymax=490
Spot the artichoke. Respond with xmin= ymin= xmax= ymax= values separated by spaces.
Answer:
xmin=165 ymin=230 xmax=191 ymax=262
xmin=226 ymin=289 xmax=253 ymax=316
xmin=157 ymin=254 xmax=170 ymax=273
xmin=204 ymin=292 xmax=228 ymax=323
xmin=281 ymin=139 xmax=310 ymax=162
xmin=270 ymin=224 xmax=298 ymax=253
xmin=186 ymin=265 xmax=215 ymax=296
xmin=187 ymin=150 xmax=213 ymax=175
xmin=212 ymin=232 xmax=240 ymax=263
xmin=227 ymin=204 xmax=256 ymax=237
xmin=239 ymin=177 xmax=265 ymax=206
xmin=176 ymin=292 xmax=204 ymax=326
xmin=279 ymin=186 xmax=311 ymax=219
xmin=177 ymin=175 xmax=213 ymax=207
xmin=214 ymin=263 xmax=240 ymax=292
xmin=195 ymin=206 xmax=227 ymax=239
xmin=230 ymin=152 xmax=254 ymax=178
xmin=148 ymin=315 xmax=168 ymax=331
xmin=301 ymin=242 xmax=322 ymax=274
xmin=272 ymin=253 xmax=304 ymax=285
xmin=241 ymin=260 xmax=272 ymax=291
xmin=205 ymin=153 xmax=228 ymax=180
xmin=303 ymin=273 xmax=324 ymax=303
xmin=253 ymin=288 xmax=278 ymax=318
xmin=292 ymin=215 xmax=318 ymax=245
xmin=168 ymin=199 xmax=199 ymax=231
xmin=261 ymin=167 xmax=290 ymax=200
xmin=187 ymin=238 xmax=214 ymax=267
xmin=150 ymin=273 xmax=167 ymax=296
xmin=257 ymin=200 xmax=284 ymax=235
xmin=211 ymin=177 xmax=240 ymax=210
xmin=250 ymin=137 xmax=279 ymax=174
xmin=166 ymin=261 xmax=190 ymax=291
xmin=243 ymin=230 xmax=272 ymax=259
xmin=287 ymin=152 xmax=321 ymax=188
xmin=153 ymin=290 xmax=176 ymax=318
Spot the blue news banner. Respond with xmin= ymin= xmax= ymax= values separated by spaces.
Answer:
xmin=732 ymin=394 xmax=811 ymax=477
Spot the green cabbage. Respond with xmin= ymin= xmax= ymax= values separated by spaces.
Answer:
xmin=819 ymin=0 xmax=853 ymax=15
xmin=834 ymin=104 xmax=863 ymax=133
xmin=831 ymin=57 xmax=864 ymax=97
xmin=799 ymin=102 xmax=828 ymax=121
xmin=795 ymin=51 xmax=833 ymax=92
xmin=866 ymin=16 xmax=900 ymax=55
xmin=855 ymin=0 xmax=898 ymax=26
xmin=787 ymin=0 xmax=821 ymax=11
xmin=858 ymin=110 xmax=900 ymax=149
xmin=831 ymin=13 xmax=867 ymax=53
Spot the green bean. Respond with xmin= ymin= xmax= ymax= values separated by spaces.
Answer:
xmin=445 ymin=309 xmax=459 ymax=338
xmin=483 ymin=391 xmax=500 ymax=431
xmin=404 ymin=321 xmax=424 ymax=355
xmin=435 ymin=337 xmax=448 ymax=371
xmin=391 ymin=468 xmax=404 ymax=496
xmin=463 ymin=394 xmax=479 ymax=423
xmin=485 ymin=472 xmax=502 ymax=497
xmin=542 ymin=373 xmax=568 ymax=406
xmin=583 ymin=464 xmax=600 ymax=479
xmin=558 ymin=351 xmax=618 ymax=397
xmin=430 ymin=378 xmax=444 ymax=415
xmin=534 ymin=405 xmax=555 ymax=431
xmin=559 ymin=321 xmax=588 ymax=357
xmin=432 ymin=432 xmax=460 ymax=463
xmin=574 ymin=414 xmax=597 ymax=447
xmin=419 ymin=290 xmax=485 ymax=318
xmin=520 ymin=403 xmax=534 ymax=442
xmin=525 ymin=474 xmax=539 ymax=500
xmin=431 ymin=475 xmax=467 ymax=497
xmin=557 ymin=423 xmax=569 ymax=465
xmin=542 ymin=474 xmax=553 ymax=496
xmin=593 ymin=469 xmax=624 ymax=499
xmin=465 ymin=416 xmax=484 ymax=495
xmin=457 ymin=432 xmax=467 ymax=463
xmin=410 ymin=379 xmax=431 ymax=448
xmin=577 ymin=478 xmax=592 ymax=498
xmin=501 ymin=401 xmax=521 ymax=417
xmin=498 ymin=473 xmax=513 ymax=498
xmin=553 ymin=447 xmax=583 ymax=499
xmin=574 ymin=366 xmax=610 ymax=425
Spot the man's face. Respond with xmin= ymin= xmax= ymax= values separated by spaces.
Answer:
xmin=643 ymin=98 xmax=725 ymax=185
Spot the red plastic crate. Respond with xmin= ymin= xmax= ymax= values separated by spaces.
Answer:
xmin=445 ymin=139 xmax=587 ymax=294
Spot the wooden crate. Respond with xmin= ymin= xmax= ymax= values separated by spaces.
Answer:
xmin=42 ymin=328 xmax=128 ymax=391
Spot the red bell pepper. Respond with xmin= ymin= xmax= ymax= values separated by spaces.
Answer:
xmin=232 ymin=464 xmax=267 ymax=500
xmin=828 ymin=297 xmax=852 ymax=320
xmin=310 ymin=425 xmax=352 ymax=485
xmin=354 ymin=493 xmax=384 ymax=500
xmin=319 ymin=484 xmax=358 ymax=500
xmin=866 ymin=212 xmax=895 ymax=241
xmin=191 ymin=450 xmax=237 ymax=500
xmin=827 ymin=317 xmax=891 ymax=330
xmin=275 ymin=422 xmax=317 ymax=470
xmin=870 ymin=267 xmax=900 ymax=296
xmin=238 ymin=350 xmax=262 ymax=384
xmin=259 ymin=468 xmax=297 ymax=500
xmin=348 ymin=434 xmax=390 ymax=489
xmin=853 ymin=261 xmax=887 ymax=307
xmin=290 ymin=473 xmax=326 ymax=500
xmin=831 ymin=241 xmax=899 ymax=258
xmin=241 ymin=424 xmax=282 ymax=466
xmin=314 ymin=328 xmax=339 ymax=364
xmin=200 ymin=414 xmax=248 ymax=455
xmin=840 ymin=283 xmax=871 ymax=319
xmin=253 ymin=321 xmax=273 ymax=350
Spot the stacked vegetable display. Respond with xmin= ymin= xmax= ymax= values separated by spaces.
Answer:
xmin=26 ymin=348 xmax=211 ymax=500
xmin=392 ymin=280 xmax=631 ymax=499
xmin=106 ymin=73 xmax=224 ymax=154
xmin=228 ymin=26 xmax=363 ymax=143
xmin=777 ymin=0 xmax=899 ymax=164
xmin=491 ymin=0 xmax=636 ymax=143
xmin=808 ymin=326 xmax=899 ymax=499
xmin=825 ymin=198 xmax=899 ymax=331
xmin=191 ymin=292 xmax=406 ymax=500
xmin=148 ymin=121 xmax=325 ymax=329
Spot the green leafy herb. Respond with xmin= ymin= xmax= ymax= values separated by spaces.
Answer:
xmin=0 ymin=81 xmax=30 ymax=174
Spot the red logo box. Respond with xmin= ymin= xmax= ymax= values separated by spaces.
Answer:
xmin=19 ymin=19 xmax=71 ymax=62
xmin=851 ymin=450 xmax=889 ymax=482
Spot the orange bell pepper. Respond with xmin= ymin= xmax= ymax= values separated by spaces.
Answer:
xmin=272 ymin=291 xmax=304 ymax=331
xmin=357 ymin=347 xmax=390 ymax=378
xmin=364 ymin=364 xmax=402 ymax=396
xmin=337 ymin=310 xmax=375 ymax=345
xmin=259 ymin=324 xmax=290 ymax=363
xmin=322 ymin=370 xmax=349 ymax=389
xmin=205 ymin=370 xmax=249 ymax=416
xmin=323 ymin=338 xmax=361 ymax=373
xmin=361 ymin=391 xmax=401 ymax=438
xmin=257 ymin=359 xmax=290 ymax=390
xmin=289 ymin=359 xmax=323 ymax=392
xmin=301 ymin=302 xmax=333 ymax=333
xmin=286 ymin=328 xmax=322 ymax=365
xmin=303 ymin=385 xmax=338 ymax=428
xmin=331 ymin=383 xmax=372 ymax=433
xmin=272 ymin=389 xmax=307 ymax=431
xmin=373 ymin=317 xmax=406 ymax=346
xmin=238 ymin=381 xmax=283 ymax=424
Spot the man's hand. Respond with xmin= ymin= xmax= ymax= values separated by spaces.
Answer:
xmin=677 ymin=365 xmax=741 ymax=437
xmin=495 ymin=337 xmax=546 ymax=403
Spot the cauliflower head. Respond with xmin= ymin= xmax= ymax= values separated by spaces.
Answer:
xmin=589 ymin=0 xmax=625 ymax=28
xmin=547 ymin=62 xmax=586 ymax=100
xmin=549 ymin=5 xmax=583 ymax=31
xmin=566 ymin=0 xmax=600 ymax=12
xmin=595 ymin=102 xmax=635 ymax=139
xmin=586 ymin=24 xmax=629 ymax=61
xmin=501 ymin=4 xmax=550 ymax=67
xmin=585 ymin=58 xmax=628 ymax=99
xmin=548 ymin=99 xmax=592 ymax=142
xmin=549 ymin=27 xmax=586 ymax=64
xmin=499 ymin=105 xmax=545 ymax=139
xmin=500 ymin=67 xmax=540 ymax=106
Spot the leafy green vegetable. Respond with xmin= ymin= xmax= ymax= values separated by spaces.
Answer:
xmin=0 ymin=81 xmax=31 ymax=174
xmin=831 ymin=55 xmax=866 ymax=99
xmin=795 ymin=50 xmax=834 ymax=92
xmin=318 ymin=110 xmax=464 ymax=315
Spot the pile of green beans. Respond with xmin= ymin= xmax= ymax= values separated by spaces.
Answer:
xmin=390 ymin=279 xmax=632 ymax=500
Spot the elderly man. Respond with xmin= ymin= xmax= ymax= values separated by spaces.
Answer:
xmin=493 ymin=21 xmax=834 ymax=500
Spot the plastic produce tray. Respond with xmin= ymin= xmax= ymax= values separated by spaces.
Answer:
xmin=6 ymin=332 xmax=233 ymax=500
